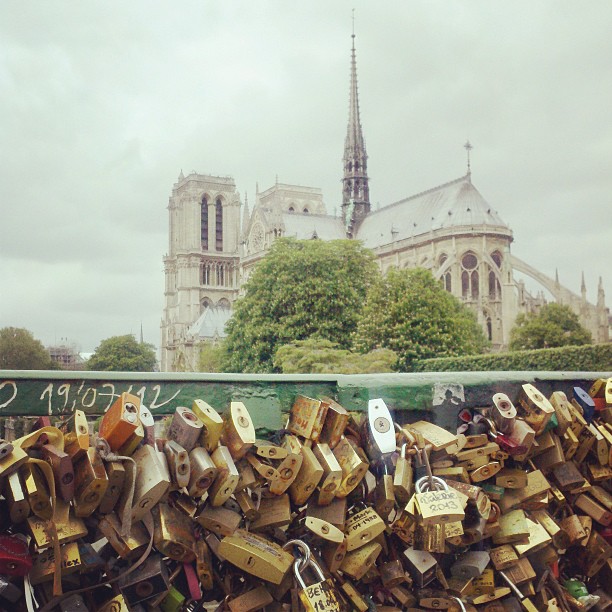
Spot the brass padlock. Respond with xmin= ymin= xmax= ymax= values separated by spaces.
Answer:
xmin=286 ymin=436 xmax=324 ymax=506
xmin=340 ymin=539 xmax=382 ymax=580
xmin=139 ymin=404 xmax=156 ymax=446
xmin=167 ymin=406 xmax=203 ymax=452
xmin=41 ymin=444 xmax=74 ymax=502
xmin=72 ymin=446 xmax=108 ymax=517
xmin=98 ymin=513 xmax=149 ymax=560
xmin=250 ymin=494 xmax=292 ymax=531
xmin=191 ymin=399 xmax=224 ymax=452
xmin=29 ymin=541 xmax=81 ymax=585
xmin=228 ymin=585 xmax=274 ymax=612
xmin=318 ymin=397 xmax=349 ymax=449
xmin=98 ymin=460 xmax=125 ymax=514
xmin=118 ymin=553 xmax=170 ymax=607
xmin=344 ymin=505 xmax=386 ymax=551
xmin=294 ymin=554 xmax=342 ymax=611
xmin=164 ymin=440 xmax=190 ymax=488
xmin=27 ymin=499 xmax=87 ymax=549
xmin=130 ymin=443 xmax=170 ymax=520
xmin=288 ymin=395 xmax=329 ymax=442
xmin=194 ymin=539 xmax=214 ymax=590
xmin=188 ymin=446 xmax=218 ymax=497
xmin=223 ymin=401 xmax=256 ymax=460
xmin=332 ymin=436 xmax=369 ymax=498
xmin=375 ymin=465 xmax=395 ymax=519
xmin=152 ymin=502 xmax=195 ymax=562
xmin=99 ymin=393 xmax=140 ymax=452
xmin=491 ymin=393 xmax=517 ymax=434
xmin=218 ymin=529 xmax=294 ymax=584
xmin=197 ymin=504 xmax=241 ymax=536
xmin=313 ymin=442 xmax=343 ymax=505
xmin=517 ymin=383 xmax=555 ymax=434
xmin=63 ymin=409 xmax=89 ymax=459
xmin=393 ymin=444 xmax=413 ymax=504
xmin=403 ymin=546 xmax=437 ymax=587
xmin=269 ymin=448 xmax=303 ymax=495
xmin=414 ymin=475 xmax=465 ymax=525
xmin=5 ymin=470 xmax=29 ymax=523
xmin=208 ymin=445 xmax=240 ymax=506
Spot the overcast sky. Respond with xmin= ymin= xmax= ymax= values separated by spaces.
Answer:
xmin=1 ymin=1 xmax=611 ymax=356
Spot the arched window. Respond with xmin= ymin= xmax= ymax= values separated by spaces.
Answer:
xmin=215 ymin=198 xmax=223 ymax=251
xmin=489 ymin=270 xmax=501 ymax=300
xmin=288 ymin=206 xmax=295 ymax=213
xmin=200 ymin=262 xmax=211 ymax=286
xmin=201 ymin=196 xmax=208 ymax=250
xmin=443 ymin=271 xmax=452 ymax=292
xmin=303 ymin=208 xmax=309 ymax=214
xmin=491 ymin=251 xmax=503 ymax=268
xmin=461 ymin=252 xmax=479 ymax=299
xmin=218 ymin=298 xmax=231 ymax=310
xmin=438 ymin=254 xmax=448 ymax=267
xmin=486 ymin=316 xmax=493 ymax=341
xmin=201 ymin=297 xmax=211 ymax=311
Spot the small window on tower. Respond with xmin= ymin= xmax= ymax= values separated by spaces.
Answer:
xmin=215 ymin=198 xmax=223 ymax=251
xmin=303 ymin=208 xmax=309 ymax=214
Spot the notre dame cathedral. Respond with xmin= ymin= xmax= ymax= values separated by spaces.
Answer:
xmin=161 ymin=35 xmax=609 ymax=372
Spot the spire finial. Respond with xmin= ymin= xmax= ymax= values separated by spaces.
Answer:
xmin=464 ymin=140 xmax=473 ymax=175
xmin=352 ymin=8 xmax=355 ymax=40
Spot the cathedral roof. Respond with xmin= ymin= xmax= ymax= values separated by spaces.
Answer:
xmin=281 ymin=213 xmax=346 ymax=241
xmin=356 ymin=174 xmax=511 ymax=248
xmin=187 ymin=306 xmax=231 ymax=340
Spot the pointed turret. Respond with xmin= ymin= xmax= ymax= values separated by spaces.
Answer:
xmin=581 ymin=271 xmax=587 ymax=301
xmin=241 ymin=193 xmax=250 ymax=239
xmin=598 ymin=276 xmax=606 ymax=307
xmin=342 ymin=30 xmax=370 ymax=238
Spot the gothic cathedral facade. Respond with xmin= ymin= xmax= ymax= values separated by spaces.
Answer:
xmin=161 ymin=36 xmax=609 ymax=372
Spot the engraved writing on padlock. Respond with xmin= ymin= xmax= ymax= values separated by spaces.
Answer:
xmin=344 ymin=506 xmax=386 ymax=551
xmin=294 ymin=555 xmax=342 ymax=612
xmin=414 ymin=476 xmax=465 ymax=525
xmin=288 ymin=395 xmax=329 ymax=442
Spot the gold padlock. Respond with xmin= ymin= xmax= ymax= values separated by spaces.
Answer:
xmin=269 ymin=448 xmax=303 ymax=495
xmin=29 ymin=541 xmax=81 ymax=585
xmin=98 ymin=460 xmax=125 ymax=515
xmin=223 ymin=401 xmax=256 ymax=460
xmin=294 ymin=553 xmax=342 ymax=611
xmin=130 ymin=443 xmax=170 ymax=520
xmin=98 ymin=513 xmax=149 ymax=560
xmin=73 ymin=446 xmax=108 ymax=517
xmin=196 ymin=504 xmax=241 ymax=537
xmin=393 ymin=444 xmax=413 ymax=504
xmin=27 ymin=499 xmax=87 ymax=549
xmin=5 ymin=470 xmax=29 ymax=523
xmin=286 ymin=436 xmax=323 ymax=506
xmin=41 ymin=444 xmax=74 ymax=502
xmin=191 ymin=399 xmax=224 ymax=452
xmin=164 ymin=440 xmax=190 ymax=489
xmin=250 ymin=494 xmax=292 ymax=531
xmin=413 ymin=476 xmax=465 ymax=525
xmin=152 ymin=502 xmax=195 ymax=562
xmin=288 ymin=395 xmax=329 ymax=442
xmin=340 ymin=539 xmax=382 ymax=580
xmin=344 ymin=505 xmax=386 ymax=551
xmin=194 ymin=539 xmax=214 ymax=590
xmin=188 ymin=446 xmax=218 ymax=497
xmin=208 ymin=445 xmax=240 ymax=506
xmin=517 ymin=383 xmax=555 ymax=434
xmin=63 ymin=409 xmax=90 ymax=459
xmin=332 ymin=436 xmax=369 ymax=498
xmin=313 ymin=442 xmax=343 ymax=505
xmin=318 ymin=397 xmax=349 ymax=449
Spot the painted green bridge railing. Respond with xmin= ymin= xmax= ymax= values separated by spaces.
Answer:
xmin=1 ymin=370 xmax=610 ymax=432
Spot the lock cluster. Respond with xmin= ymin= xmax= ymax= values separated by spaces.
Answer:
xmin=0 ymin=379 xmax=611 ymax=611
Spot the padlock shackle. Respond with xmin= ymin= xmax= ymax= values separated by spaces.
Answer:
xmin=415 ymin=475 xmax=448 ymax=493
xmin=293 ymin=557 xmax=326 ymax=590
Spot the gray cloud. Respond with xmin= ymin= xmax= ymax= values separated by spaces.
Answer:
xmin=1 ymin=1 xmax=610 ymax=354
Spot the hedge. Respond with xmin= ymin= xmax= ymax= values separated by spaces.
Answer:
xmin=413 ymin=343 xmax=612 ymax=372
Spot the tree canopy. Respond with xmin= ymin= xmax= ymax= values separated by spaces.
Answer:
xmin=353 ymin=267 xmax=489 ymax=371
xmin=509 ymin=303 xmax=592 ymax=351
xmin=87 ymin=335 xmax=157 ymax=372
xmin=274 ymin=338 xmax=397 ymax=374
xmin=0 ymin=327 xmax=55 ymax=370
xmin=223 ymin=238 xmax=378 ymax=373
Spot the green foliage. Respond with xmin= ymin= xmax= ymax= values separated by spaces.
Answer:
xmin=223 ymin=239 xmax=378 ymax=373
xmin=198 ymin=341 xmax=226 ymax=373
xmin=509 ymin=303 xmax=592 ymax=351
xmin=0 ymin=327 xmax=55 ymax=370
xmin=414 ymin=343 xmax=612 ymax=372
xmin=87 ymin=335 xmax=157 ymax=372
xmin=274 ymin=338 xmax=397 ymax=374
xmin=353 ymin=268 xmax=489 ymax=372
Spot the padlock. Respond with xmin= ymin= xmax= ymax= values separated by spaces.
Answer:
xmin=4 ymin=470 xmax=30 ymax=523
xmin=490 ymin=393 xmax=517 ymax=434
xmin=344 ymin=505 xmax=386 ymax=551
xmin=63 ymin=409 xmax=89 ymax=459
xmin=29 ymin=541 xmax=80 ymax=585
xmin=332 ymin=436 xmax=369 ymax=498
xmin=362 ymin=398 xmax=396 ymax=460
xmin=286 ymin=436 xmax=324 ymax=506
xmin=97 ymin=595 xmax=130 ymax=612
xmin=333 ymin=573 xmax=369 ymax=611
xmin=288 ymin=395 xmax=329 ymax=442
xmin=218 ymin=529 xmax=294 ymax=584
xmin=573 ymin=386 xmax=596 ymax=422
xmin=340 ymin=539 xmax=382 ymax=580
xmin=320 ymin=537 xmax=347 ymax=573
xmin=41 ymin=444 xmax=74 ymax=502
xmin=164 ymin=439 xmax=191 ymax=488
xmin=313 ymin=442 xmax=343 ymax=504
xmin=304 ymin=516 xmax=344 ymax=544
xmin=0 ymin=534 xmax=32 ymax=576
xmin=167 ymin=405 xmax=203 ymax=452
xmin=489 ymin=544 xmax=518 ymax=570
xmin=193 ymin=538 xmax=214 ymax=590
xmin=408 ymin=420 xmax=459 ymax=452
xmin=98 ymin=513 xmax=149 ymax=559
xmin=99 ymin=393 xmax=140 ymax=452
xmin=27 ymin=499 xmax=87 ymax=549
xmin=139 ymin=403 xmax=156 ymax=446
xmin=227 ymin=585 xmax=274 ymax=612
xmin=118 ymin=420 xmax=144 ymax=456
xmin=413 ymin=475 xmax=465 ymax=525
xmin=98 ymin=460 xmax=126 ymax=514
xmin=513 ymin=517 xmax=552 ymax=556
xmin=531 ymin=509 xmax=571 ymax=549
xmin=250 ymin=494 xmax=292 ymax=531
xmin=208 ymin=445 xmax=240 ymax=506
xmin=375 ymin=464 xmax=395 ymax=519
xmin=269 ymin=447 xmax=303 ymax=495
xmin=492 ymin=508 xmax=529 ymax=544
xmin=119 ymin=553 xmax=170 ymax=606
xmin=191 ymin=399 xmax=224 ymax=452
xmin=234 ymin=489 xmax=260 ymax=521
xmin=403 ymin=546 xmax=437 ymax=587
xmin=393 ymin=444 xmax=413 ymax=504
xmin=294 ymin=554 xmax=342 ymax=611
xmin=72 ymin=446 xmax=109 ymax=517
xmin=188 ymin=446 xmax=218 ymax=497
xmin=317 ymin=397 xmax=349 ymax=449
xmin=414 ymin=520 xmax=446 ymax=553
xmin=451 ymin=550 xmax=490 ymax=579
xmin=517 ymin=383 xmax=555 ymax=434
xmin=153 ymin=502 xmax=195 ymax=562
xmin=197 ymin=504 xmax=242 ymax=536
xmin=130 ymin=443 xmax=171 ymax=520
xmin=222 ymin=401 xmax=256 ymax=460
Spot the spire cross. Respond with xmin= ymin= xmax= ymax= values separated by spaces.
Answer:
xmin=464 ymin=140 xmax=473 ymax=174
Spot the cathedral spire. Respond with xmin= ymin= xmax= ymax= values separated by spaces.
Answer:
xmin=342 ymin=23 xmax=370 ymax=238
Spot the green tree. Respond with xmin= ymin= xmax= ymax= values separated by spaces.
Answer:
xmin=223 ymin=238 xmax=378 ymax=372
xmin=353 ymin=268 xmax=489 ymax=371
xmin=0 ymin=327 xmax=55 ymax=369
xmin=509 ymin=303 xmax=592 ymax=351
xmin=87 ymin=335 xmax=157 ymax=372
xmin=198 ymin=341 xmax=226 ymax=373
xmin=274 ymin=338 xmax=397 ymax=374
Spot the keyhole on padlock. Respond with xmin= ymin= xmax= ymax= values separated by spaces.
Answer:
xmin=246 ymin=556 xmax=255 ymax=567
xmin=178 ymin=464 xmax=188 ymax=475
xmin=281 ymin=468 xmax=293 ymax=479
xmin=238 ymin=415 xmax=249 ymax=428
xmin=374 ymin=417 xmax=390 ymax=433
xmin=85 ymin=492 xmax=99 ymax=504
xmin=136 ymin=582 xmax=154 ymax=597
xmin=62 ymin=473 xmax=74 ymax=485
xmin=78 ymin=425 xmax=87 ymax=435
xmin=183 ymin=410 xmax=197 ymax=422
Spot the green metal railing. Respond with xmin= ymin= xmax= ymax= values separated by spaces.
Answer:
xmin=1 ymin=370 xmax=609 ymax=432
